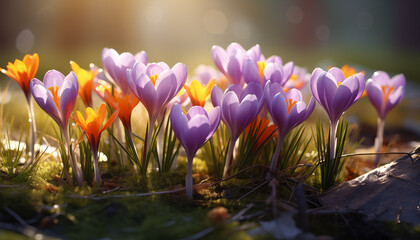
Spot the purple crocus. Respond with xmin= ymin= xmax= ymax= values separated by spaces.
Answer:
xmin=310 ymin=67 xmax=365 ymax=159
xmin=366 ymin=71 xmax=405 ymax=165
xmin=192 ymin=64 xmax=223 ymax=85
xmin=243 ymin=56 xmax=294 ymax=87
xmin=211 ymin=82 xmax=264 ymax=178
xmin=30 ymin=70 xmax=83 ymax=185
xmin=101 ymin=48 xmax=148 ymax=94
xmin=126 ymin=61 xmax=187 ymax=167
xmin=170 ymin=104 xmax=221 ymax=199
xmin=211 ymin=43 xmax=262 ymax=86
xmin=284 ymin=66 xmax=310 ymax=91
xmin=265 ymin=81 xmax=315 ymax=177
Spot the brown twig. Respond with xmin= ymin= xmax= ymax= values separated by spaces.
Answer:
xmin=0 ymin=184 xmax=22 ymax=188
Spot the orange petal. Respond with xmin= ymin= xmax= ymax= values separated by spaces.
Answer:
xmin=100 ymin=108 xmax=119 ymax=134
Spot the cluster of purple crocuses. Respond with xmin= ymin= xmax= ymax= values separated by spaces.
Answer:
xmin=2 ymin=42 xmax=405 ymax=198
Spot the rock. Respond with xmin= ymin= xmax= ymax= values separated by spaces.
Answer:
xmin=248 ymin=212 xmax=302 ymax=239
xmin=319 ymin=148 xmax=420 ymax=225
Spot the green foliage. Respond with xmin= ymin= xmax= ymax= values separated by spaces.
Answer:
xmin=314 ymin=118 xmax=349 ymax=191
xmin=79 ymin=139 xmax=93 ymax=185
xmin=202 ymin=123 xmax=229 ymax=178
xmin=278 ymin=125 xmax=310 ymax=172
xmin=152 ymin=115 xmax=181 ymax=173
xmin=0 ymin=126 xmax=41 ymax=184
xmin=234 ymin=118 xmax=276 ymax=173
xmin=144 ymin=117 xmax=164 ymax=175
xmin=107 ymin=128 xmax=140 ymax=174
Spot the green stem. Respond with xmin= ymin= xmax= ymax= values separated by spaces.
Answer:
xmin=63 ymin=127 xmax=83 ymax=186
xmin=222 ymin=138 xmax=236 ymax=179
xmin=91 ymin=149 xmax=101 ymax=186
xmin=25 ymin=97 xmax=36 ymax=165
xmin=374 ymin=117 xmax=385 ymax=166
xmin=186 ymin=155 xmax=194 ymax=199
xmin=266 ymin=131 xmax=283 ymax=180
xmin=142 ymin=116 xmax=156 ymax=172
xmin=329 ymin=121 xmax=338 ymax=161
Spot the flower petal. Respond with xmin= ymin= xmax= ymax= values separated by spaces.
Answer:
xmin=227 ymin=56 xmax=243 ymax=85
xmin=43 ymin=70 xmax=65 ymax=89
xmin=186 ymin=106 xmax=209 ymax=120
xmin=58 ymin=72 xmax=79 ymax=127
xmin=30 ymin=78 xmax=62 ymax=127
xmin=233 ymin=94 xmax=259 ymax=139
xmin=134 ymin=51 xmax=148 ymax=65
xmin=207 ymin=106 xmax=221 ymax=141
xmin=310 ymin=68 xmax=325 ymax=102
xmin=328 ymin=67 xmax=345 ymax=83
xmin=171 ymin=63 xmax=188 ymax=93
xmin=243 ymin=59 xmax=260 ymax=84
xmin=282 ymin=61 xmax=294 ymax=83
xmin=263 ymin=62 xmax=284 ymax=86
xmin=170 ymin=104 xmax=189 ymax=148
xmin=271 ymin=93 xmax=288 ymax=134
xmin=366 ymin=79 xmax=384 ymax=117
xmin=211 ymin=85 xmax=224 ymax=107
xmin=211 ymin=45 xmax=228 ymax=74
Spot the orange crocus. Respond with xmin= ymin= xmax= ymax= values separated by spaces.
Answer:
xmin=104 ymin=89 xmax=139 ymax=133
xmin=70 ymin=61 xmax=98 ymax=107
xmin=73 ymin=103 xmax=119 ymax=153
xmin=1 ymin=53 xmax=39 ymax=99
xmin=73 ymin=103 xmax=119 ymax=184
xmin=244 ymin=116 xmax=277 ymax=150
xmin=184 ymin=79 xmax=215 ymax=107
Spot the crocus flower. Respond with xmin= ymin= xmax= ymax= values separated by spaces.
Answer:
xmin=193 ymin=64 xmax=223 ymax=85
xmin=265 ymin=81 xmax=315 ymax=176
xmin=211 ymin=82 xmax=264 ymax=177
xmin=284 ymin=66 xmax=310 ymax=91
xmin=243 ymin=57 xmax=294 ymax=87
xmin=30 ymin=70 xmax=83 ymax=185
xmin=94 ymin=79 xmax=119 ymax=101
xmin=70 ymin=61 xmax=98 ymax=107
xmin=211 ymin=43 xmax=262 ymax=86
xmin=170 ymin=104 xmax=221 ymax=199
xmin=1 ymin=53 xmax=39 ymax=99
xmin=73 ymin=103 xmax=119 ymax=185
xmin=329 ymin=65 xmax=367 ymax=97
xmin=184 ymin=79 xmax=215 ymax=107
xmin=366 ymin=71 xmax=405 ymax=165
xmin=127 ymin=61 xmax=187 ymax=167
xmin=104 ymin=89 xmax=139 ymax=133
xmin=1 ymin=53 xmax=39 ymax=163
xmin=310 ymin=67 xmax=365 ymax=158
xmin=101 ymin=48 xmax=148 ymax=94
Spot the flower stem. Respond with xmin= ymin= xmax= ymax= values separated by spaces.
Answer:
xmin=186 ymin=155 xmax=194 ymax=199
xmin=25 ymin=97 xmax=36 ymax=165
xmin=329 ymin=121 xmax=338 ymax=161
xmin=222 ymin=138 xmax=236 ymax=179
xmin=374 ymin=117 xmax=385 ymax=166
xmin=266 ymin=131 xmax=283 ymax=180
xmin=91 ymin=149 xmax=101 ymax=186
xmin=63 ymin=127 xmax=83 ymax=186
xmin=142 ymin=116 xmax=155 ymax=172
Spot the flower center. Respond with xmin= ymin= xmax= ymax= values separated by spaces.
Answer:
xmin=48 ymin=86 xmax=60 ymax=110
xmin=149 ymin=74 xmax=159 ymax=86
xmin=287 ymin=98 xmax=298 ymax=114
xmin=381 ymin=85 xmax=395 ymax=103
xmin=257 ymin=61 xmax=266 ymax=81
xmin=289 ymin=74 xmax=298 ymax=81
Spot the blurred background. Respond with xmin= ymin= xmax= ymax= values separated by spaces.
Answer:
xmin=0 ymin=0 xmax=419 ymax=143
